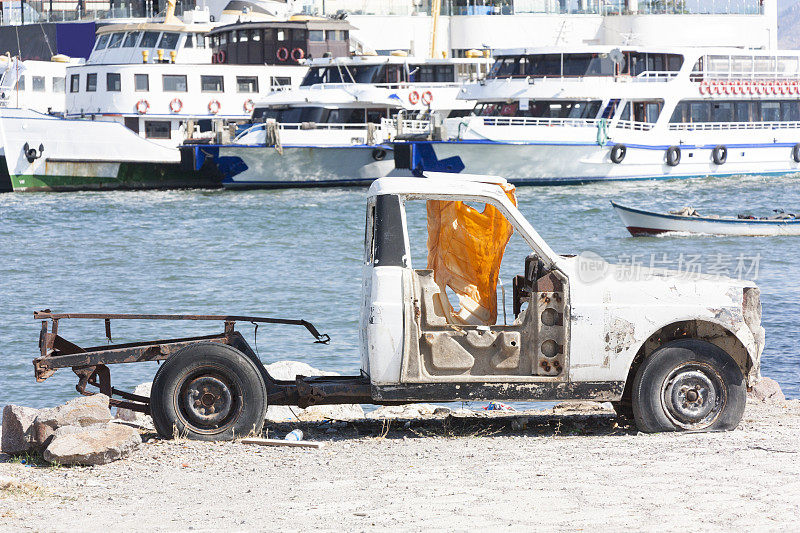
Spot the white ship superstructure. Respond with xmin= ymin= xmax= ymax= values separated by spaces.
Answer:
xmin=395 ymin=46 xmax=800 ymax=184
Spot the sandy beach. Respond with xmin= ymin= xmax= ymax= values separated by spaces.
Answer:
xmin=1 ymin=400 xmax=799 ymax=531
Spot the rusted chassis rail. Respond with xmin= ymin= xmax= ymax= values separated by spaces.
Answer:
xmin=33 ymin=311 xmax=372 ymax=414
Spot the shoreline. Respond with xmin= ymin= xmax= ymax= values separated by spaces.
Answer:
xmin=2 ymin=400 xmax=799 ymax=530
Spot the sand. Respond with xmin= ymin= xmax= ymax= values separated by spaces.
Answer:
xmin=1 ymin=400 xmax=799 ymax=531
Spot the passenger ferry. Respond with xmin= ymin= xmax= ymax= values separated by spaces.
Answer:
xmin=394 ymin=46 xmax=800 ymax=184
xmin=204 ymin=53 xmax=491 ymax=187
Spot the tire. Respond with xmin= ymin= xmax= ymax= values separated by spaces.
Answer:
xmin=666 ymin=145 xmax=681 ymax=167
xmin=610 ymin=143 xmax=626 ymax=164
xmin=712 ymin=144 xmax=727 ymax=165
xmin=372 ymin=148 xmax=387 ymax=161
xmin=792 ymin=143 xmax=800 ymax=163
xmin=150 ymin=343 xmax=267 ymax=441
xmin=631 ymin=339 xmax=745 ymax=433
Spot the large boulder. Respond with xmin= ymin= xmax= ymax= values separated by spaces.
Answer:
xmin=1 ymin=405 xmax=39 ymax=455
xmin=748 ymin=376 xmax=785 ymax=404
xmin=31 ymin=394 xmax=112 ymax=450
xmin=115 ymin=382 xmax=154 ymax=429
xmin=43 ymin=422 xmax=141 ymax=466
xmin=264 ymin=361 xmax=364 ymax=422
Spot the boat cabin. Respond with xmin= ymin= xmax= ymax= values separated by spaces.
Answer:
xmin=208 ymin=18 xmax=353 ymax=66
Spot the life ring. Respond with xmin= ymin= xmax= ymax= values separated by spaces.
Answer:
xmin=722 ymin=82 xmax=730 ymax=95
xmin=666 ymin=146 xmax=681 ymax=167
xmin=372 ymin=148 xmax=387 ymax=161
xmin=408 ymin=90 xmax=420 ymax=105
xmin=243 ymin=99 xmax=254 ymax=113
xmin=291 ymin=48 xmax=305 ymax=61
xmin=136 ymin=99 xmax=149 ymax=114
xmin=421 ymin=91 xmax=433 ymax=106
xmin=698 ymin=81 xmax=708 ymax=95
xmin=276 ymin=47 xmax=289 ymax=62
xmin=712 ymin=145 xmax=727 ymax=165
xmin=169 ymin=98 xmax=182 ymax=113
xmin=747 ymin=83 xmax=754 ymax=95
xmin=217 ymin=50 xmax=226 ymax=64
xmin=208 ymin=99 xmax=221 ymax=115
xmin=770 ymin=82 xmax=778 ymax=95
xmin=792 ymin=143 xmax=800 ymax=163
xmin=610 ymin=144 xmax=626 ymax=164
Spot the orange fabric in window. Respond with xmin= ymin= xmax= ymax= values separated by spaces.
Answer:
xmin=426 ymin=184 xmax=517 ymax=325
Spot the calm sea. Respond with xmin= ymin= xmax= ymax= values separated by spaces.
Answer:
xmin=1 ymin=173 xmax=798 ymax=408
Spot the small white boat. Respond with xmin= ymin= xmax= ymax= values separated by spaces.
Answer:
xmin=611 ymin=201 xmax=800 ymax=236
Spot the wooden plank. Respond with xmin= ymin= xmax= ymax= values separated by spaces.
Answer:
xmin=240 ymin=437 xmax=325 ymax=449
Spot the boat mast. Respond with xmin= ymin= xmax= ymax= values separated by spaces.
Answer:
xmin=429 ymin=0 xmax=441 ymax=58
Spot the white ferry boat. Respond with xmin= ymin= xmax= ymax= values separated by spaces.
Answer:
xmin=205 ymin=54 xmax=490 ymax=187
xmin=393 ymin=46 xmax=800 ymax=184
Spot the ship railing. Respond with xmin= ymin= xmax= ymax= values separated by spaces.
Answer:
xmin=303 ymin=82 xmax=463 ymax=90
xmin=480 ymin=116 xmax=598 ymax=127
xmin=690 ymin=72 xmax=800 ymax=82
xmin=632 ymin=71 xmax=679 ymax=82
xmin=381 ymin=117 xmax=431 ymax=134
xmin=669 ymin=121 xmax=800 ymax=131
xmin=614 ymin=120 xmax=655 ymax=131
xmin=234 ymin=121 xmax=372 ymax=141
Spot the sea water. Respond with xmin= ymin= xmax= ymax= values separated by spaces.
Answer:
xmin=1 ymin=173 xmax=797 ymax=408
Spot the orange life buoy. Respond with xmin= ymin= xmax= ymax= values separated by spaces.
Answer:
xmin=136 ymin=99 xmax=149 ymax=114
xmin=291 ymin=48 xmax=305 ymax=61
xmin=408 ymin=90 xmax=420 ymax=104
xmin=421 ymin=91 xmax=433 ymax=105
xmin=217 ymin=50 xmax=226 ymax=63
xmin=208 ymin=99 xmax=221 ymax=115
xmin=277 ymin=47 xmax=289 ymax=62
xmin=169 ymin=98 xmax=182 ymax=113
xmin=243 ymin=99 xmax=254 ymax=113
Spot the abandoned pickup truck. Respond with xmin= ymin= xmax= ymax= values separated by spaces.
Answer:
xmin=33 ymin=173 xmax=765 ymax=437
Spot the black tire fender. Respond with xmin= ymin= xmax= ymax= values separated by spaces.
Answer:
xmin=150 ymin=342 xmax=267 ymax=441
xmin=666 ymin=145 xmax=681 ymax=167
xmin=792 ymin=143 xmax=800 ymax=163
xmin=631 ymin=339 xmax=746 ymax=433
xmin=610 ymin=143 xmax=626 ymax=164
xmin=712 ymin=144 xmax=727 ymax=165
xmin=372 ymin=148 xmax=387 ymax=161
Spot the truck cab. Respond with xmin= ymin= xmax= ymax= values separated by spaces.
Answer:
xmin=360 ymin=173 xmax=764 ymax=431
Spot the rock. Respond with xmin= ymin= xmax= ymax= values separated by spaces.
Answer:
xmin=43 ymin=422 xmax=141 ymax=466
xmin=748 ymin=376 xmax=785 ymax=404
xmin=263 ymin=361 xmax=364 ymax=422
xmin=115 ymin=383 xmax=154 ymax=429
xmin=2 ymin=405 xmax=39 ymax=455
xmin=366 ymin=404 xmax=441 ymax=419
xmin=31 ymin=395 xmax=112 ymax=450
xmin=553 ymin=401 xmax=607 ymax=412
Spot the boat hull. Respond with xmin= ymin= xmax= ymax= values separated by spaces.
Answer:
xmin=612 ymin=202 xmax=800 ymax=236
xmin=400 ymin=140 xmax=800 ymax=185
xmin=214 ymin=144 xmax=412 ymax=188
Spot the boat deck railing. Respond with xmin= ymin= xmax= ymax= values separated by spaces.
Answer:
xmin=669 ymin=121 xmax=800 ymax=131
xmin=614 ymin=120 xmax=656 ymax=131
xmin=480 ymin=116 xmax=599 ymax=127
xmin=302 ymin=82 xmax=465 ymax=91
xmin=381 ymin=118 xmax=432 ymax=134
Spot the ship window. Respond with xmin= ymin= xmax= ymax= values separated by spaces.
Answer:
xmin=237 ymin=30 xmax=248 ymax=42
xmin=251 ymin=30 xmax=261 ymax=42
xmin=271 ymin=76 xmax=292 ymax=87
xmin=123 ymin=31 xmax=140 ymax=47
xmin=711 ymin=102 xmax=733 ymax=122
xmin=32 ymin=76 xmax=45 ymax=92
xmin=196 ymin=34 xmax=206 ymax=48
xmin=219 ymin=33 xmax=228 ymax=45
xmin=94 ymin=34 xmax=110 ymax=50
xmin=107 ymin=73 xmax=121 ymax=92
xmin=782 ymin=101 xmax=800 ymax=121
xmin=237 ymin=76 xmax=258 ymax=93
xmin=620 ymin=100 xmax=664 ymax=123
xmin=184 ymin=33 xmax=193 ymax=48
xmin=159 ymin=33 xmax=180 ymax=50
xmin=108 ymin=33 xmax=124 ymax=49
xmin=778 ymin=56 xmax=799 ymax=76
xmin=53 ymin=77 xmax=65 ymax=93
xmin=294 ymin=29 xmax=308 ymax=41
xmin=69 ymin=74 xmax=79 ymax=93
xmin=141 ymin=32 xmax=160 ymax=48
xmin=135 ymin=73 xmax=149 ymax=91
xmin=201 ymin=75 xmax=224 ymax=92
xmin=144 ymin=121 xmax=171 ymax=139
xmin=86 ymin=73 xmax=97 ymax=92
xmin=277 ymin=30 xmax=286 ymax=41
xmin=163 ymin=74 xmax=187 ymax=92
xmin=15 ymin=75 xmax=24 ymax=91
xmin=761 ymin=101 xmax=780 ymax=122
xmin=308 ymin=30 xmax=324 ymax=42
xmin=735 ymin=101 xmax=756 ymax=122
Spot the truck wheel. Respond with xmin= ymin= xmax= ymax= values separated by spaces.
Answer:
xmin=631 ymin=339 xmax=745 ymax=433
xmin=150 ymin=343 xmax=267 ymax=441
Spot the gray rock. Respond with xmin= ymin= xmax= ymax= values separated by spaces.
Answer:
xmin=2 ymin=405 xmax=39 ymax=455
xmin=31 ymin=394 xmax=112 ymax=450
xmin=43 ymin=422 xmax=141 ymax=466
xmin=748 ymin=376 xmax=785 ymax=404
xmin=366 ymin=404 xmax=441 ymax=419
xmin=263 ymin=361 xmax=364 ymax=422
xmin=553 ymin=401 xmax=607 ymax=412
xmin=115 ymin=382 xmax=154 ymax=429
